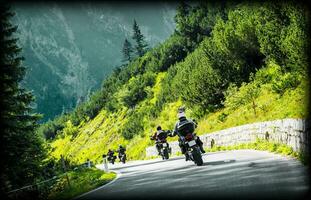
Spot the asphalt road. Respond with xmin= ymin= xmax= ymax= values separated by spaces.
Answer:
xmin=77 ymin=150 xmax=310 ymax=200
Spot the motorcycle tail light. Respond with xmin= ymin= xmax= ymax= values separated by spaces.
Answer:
xmin=185 ymin=133 xmax=193 ymax=141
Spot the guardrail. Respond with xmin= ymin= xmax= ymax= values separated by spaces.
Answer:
xmin=7 ymin=175 xmax=61 ymax=199
xmin=6 ymin=160 xmax=96 ymax=199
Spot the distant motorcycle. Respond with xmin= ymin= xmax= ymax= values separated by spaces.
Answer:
xmin=106 ymin=152 xmax=117 ymax=165
xmin=156 ymin=139 xmax=171 ymax=160
xmin=119 ymin=152 xmax=127 ymax=164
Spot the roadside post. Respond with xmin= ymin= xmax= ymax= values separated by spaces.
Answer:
xmin=87 ymin=159 xmax=91 ymax=168
xmin=102 ymin=154 xmax=109 ymax=172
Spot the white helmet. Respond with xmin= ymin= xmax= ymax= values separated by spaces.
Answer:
xmin=177 ymin=111 xmax=186 ymax=119
xmin=177 ymin=106 xmax=186 ymax=119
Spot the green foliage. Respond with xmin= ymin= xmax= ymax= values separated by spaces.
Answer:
xmin=272 ymin=73 xmax=301 ymax=95
xmin=172 ymin=47 xmax=224 ymax=114
xmin=197 ymin=76 xmax=308 ymax=135
xmin=225 ymin=81 xmax=261 ymax=116
xmin=132 ymin=19 xmax=148 ymax=57
xmin=62 ymin=120 xmax=79 ymax=138
xmin=217 ymin=112 xmax=228 ymax=123
xmin=121 ymin=111 xmax=144 ymax=140
xmin=120 ymin=72 xmax=156 ymax=108
xmin=146 ymin=34 xmax=188 ymax=72
xmin=48 ymin=168 xmax=116 ymax=200
xmin=175 ymin=1 xmax=227 ymax=50
xmin=122 ymin=38 xmax=133 ymax=63
xmin=0 ymin=5 xmax=47 ymax=193
xmin=167 ymin=2 xmax=273 ymax=114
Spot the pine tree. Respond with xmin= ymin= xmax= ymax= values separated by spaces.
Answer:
xmin=122 ymin=38 xmax=133 ymax=62
xmin=132 ymin=19 xmax=148 ymax=57
xmin=0 ymin=4 xmax=46 ymax=194
xmin=174 ymin=1 xmax=190 ymax=35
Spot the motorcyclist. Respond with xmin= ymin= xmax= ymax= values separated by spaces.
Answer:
xmin=171 ymin=107 xmax=205 ymax=161
xmin=116 ymin=145 xmax=126 ymax=162
xmin=150 ymin=126 xmax=172 ymax=155
xmin=107 ymin=149 xmax=116 ymax=164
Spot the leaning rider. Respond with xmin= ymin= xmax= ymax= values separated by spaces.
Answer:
xmin=116 ymin=145 xmax=126 ymax=161
xmin=107 ymin=149 xmax=115 ymax=160
xmin=171 ymin=107 xmax=205 ymax=161
xmin=150 ymin=126 xmax=171 ymax=155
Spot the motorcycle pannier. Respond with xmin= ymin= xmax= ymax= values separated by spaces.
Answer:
xmin=177 ymin=120 xmax=195 ymax=136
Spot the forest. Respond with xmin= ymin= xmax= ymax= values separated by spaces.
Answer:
xmin=0 ymin=1 xmax=309 ymax=199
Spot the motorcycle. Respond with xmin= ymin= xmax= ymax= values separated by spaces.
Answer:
xmin=182 ymin=133 xmax=203 ymax=166
xmin=156 ymin=139 xmax=171 ymax=160
xmin=119 ymin=152 xmax=127 ymax=164
xmin=107 ymin=154 xmax=117 ymax=165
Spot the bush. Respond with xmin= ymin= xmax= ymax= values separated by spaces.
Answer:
xmin=119 ymin=73 xmax=156 ymax=108
xmin=121 ymin=112 xmax=144 ymax=139
xmin=224 ymin=81 xmax=260 ymax=116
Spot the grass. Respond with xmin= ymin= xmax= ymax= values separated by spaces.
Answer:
xmin=196 ymin=79 xmax=308 ymax=135
xmin=48 ymin=167 xmax=116 ymax=200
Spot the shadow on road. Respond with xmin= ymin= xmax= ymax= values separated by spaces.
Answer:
xmin=110 ymin=156 xmax=185 ymax=170
xmin=110 ymin=152 xmax=232 ymax=170
xmin=203 ymin=159 xmax=236 ymax=166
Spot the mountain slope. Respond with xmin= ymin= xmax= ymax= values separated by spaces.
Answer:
xmin=12 ymin=2 xmax=177 ymax=121
xmin=43 ymin=1 xmax=308 ymax=165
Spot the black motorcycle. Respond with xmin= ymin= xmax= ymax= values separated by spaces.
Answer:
xmin=182 ymin=133 xmax=203 ymax=166
xmin=176 ymin=120 xmax=204 ymax=166
xmin=107 ymin=154 xmax=117 ymax=165
xmin=156 ymin=139 xmax=171 ymax=160
xmin=119 ymin=152 xmax=127 ymax=164
xmin=151 ymin=130 xmax=172 ymax=160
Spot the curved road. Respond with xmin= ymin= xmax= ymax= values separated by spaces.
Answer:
xmin=77 ymin=150 xmax=309 ymax=200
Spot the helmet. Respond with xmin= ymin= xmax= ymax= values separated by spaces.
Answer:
xmin=177 ymin=106 xmax=186 ymax=119
xmin=156 ymin=126 xmax=162 ymax=131
xmin=178 ymin=106 xmax=185 ymax=112
xmin=177 ymin=111 xmax=186 ymax=119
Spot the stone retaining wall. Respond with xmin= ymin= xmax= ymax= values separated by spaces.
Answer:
xmin=146 ymin=118 xmax=309 ymax=157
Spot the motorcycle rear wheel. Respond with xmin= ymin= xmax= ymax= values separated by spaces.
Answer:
xmin=163 ymin=148 xmax=169 ymax=160
xmin=192 ymin=146 xmax=203 ymax=166
xmin=122 ymin=155 xmax=126 ymax=163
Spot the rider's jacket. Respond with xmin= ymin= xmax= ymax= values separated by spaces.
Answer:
xmin=151 ymin=130 xmax=170 ymax=143
xmin=107 ymin=150 xmax=114 ymax=157
xmin=173 ymin=117 xmax=197 ymax=138
xmin=117 ymin=147 xmax=126 ymax=154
